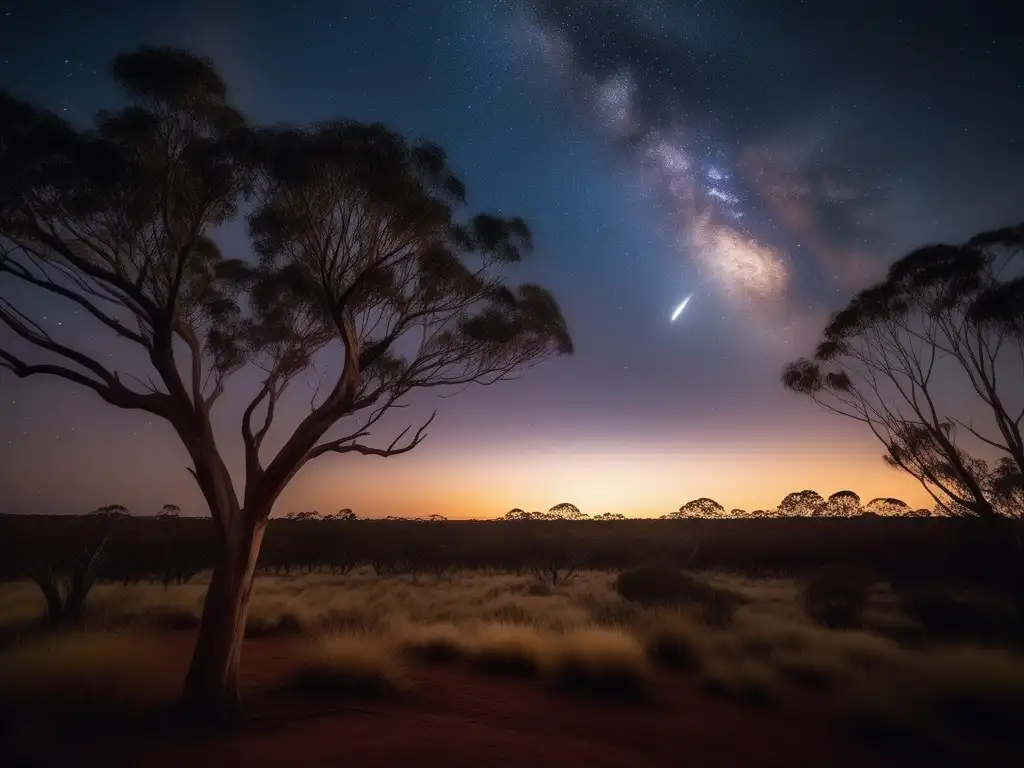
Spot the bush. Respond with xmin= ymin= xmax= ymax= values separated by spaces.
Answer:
xmin=802 ymin=565 xmax=870 ymax=629
xmin=614 ymin=564 xmax=739 ymax=626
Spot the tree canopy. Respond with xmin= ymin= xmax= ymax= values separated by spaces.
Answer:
xmin=783 ymin=224 xmax=1024 ymax=522
xmin=0 ymin=46 xmax=572 ymax=717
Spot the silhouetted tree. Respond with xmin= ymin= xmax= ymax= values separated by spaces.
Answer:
xmin=90 ymin=504 xmax=130 ymax=518
xmin=286 ymin=511 xmax=321 ymax=520
xmin=907 ymin=508 xmax=933 ymax=518
xmin=158 ymin=504 xmax=182 ymax=518
xmin=548 ymin=501 xmax=586 ymax=520
xmin=823 ymin=490 xmax=861 ymax=517
xmin=664 ymin=497 xmax=725 ymax=519
xmin=0 ymin=47 xmax=571 ymax=719
xmin=783 ymin=223 xmax=1024 ymax=608
xmin=502 ymin=508 xmax=529 ymax=520
xmin=864 ymin=497 xmax=911 ymax=516
xmin=592 ymin=512 xmax=627 ymax=520
xmin=777 ymin=490 xmax=826 ymax=517
xmin=728 ymin=508 xmax=748 ymax=518
xmin=329 ymin=508 xmax=357 ymax=520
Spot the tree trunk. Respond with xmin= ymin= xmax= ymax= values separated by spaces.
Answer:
xmin=178 ymin=512 xmax=267 ymax=721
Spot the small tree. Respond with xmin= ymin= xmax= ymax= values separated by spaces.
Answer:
xmin=90 ymin=504 xmax=131 ymax=518
xmin=548 ymin=501 xmax=586 ymax=520
xmin=158 ymin=504 xmax=182 ymax=518
xmin=823 ymin=490 xmax=861 ymax=517
xmin=666 ymin=497 xmax=725 ymax=519
xmin=0 ymin=47 xmax=571 ymax=718
xmin=777 ymin=490 xmax=826 ymax=517
xmin=864 ymin=497 xmax=911 ymax=516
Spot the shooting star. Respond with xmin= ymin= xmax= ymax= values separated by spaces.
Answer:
xmin=670 ymin=293 xmax=693 ymax=322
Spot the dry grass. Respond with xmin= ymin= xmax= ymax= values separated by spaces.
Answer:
xmin=463 ymin=622 xmax=552 ymax=676
xmin=0 ymin=630 xmax=169 ymax=714
xmin=548 ymin=627 xmax=651 ymax=699
xmin=288 ymin=632 xmax=411 ymax=698
xmin=2 ymin=566 xmax=1022 ymax=742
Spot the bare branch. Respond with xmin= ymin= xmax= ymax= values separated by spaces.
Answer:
xmin=309 ymin=411 xmax=436 ymax=460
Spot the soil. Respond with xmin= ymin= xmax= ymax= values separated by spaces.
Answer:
xmin=0 ymin=632 xmax=953 ymax=767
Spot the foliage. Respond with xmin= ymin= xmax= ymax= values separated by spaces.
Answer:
xmin=823 ymin=490 xmax=861 ymax=517
xmin=614 ymin=563 xmax=739 ymax=625
xmin=778 ymin=490 xmax=826 ymax=517
xmin=665 ymin=498 xmax=725 ymax=519
xmin=864 ymin=497 xmax=911 ymax=516
xmin=547 ymin=502 xmax=586 ymax=520
xmin=782 ymin=224 xmax=1024 ymax=523
xmin=0 ymin=45 xmax=572 ymax=712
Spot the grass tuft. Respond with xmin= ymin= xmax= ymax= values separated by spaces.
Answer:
xmin=465 ymin=622 xmax=550 ymax=677
xmin=398 ymin=622 xmax=467 ymax=664
xmin=548 ymin=627 xmax=651 ymax=699
xmin=288 ymin=632 xmax=411 ymax=698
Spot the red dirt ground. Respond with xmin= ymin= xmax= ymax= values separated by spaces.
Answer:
xmin=3 ymin=632 xmax=951 ymax=767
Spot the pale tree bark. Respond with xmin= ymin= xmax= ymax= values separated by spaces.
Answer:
xmin=179 ymin=506 xmax=267 ymax=718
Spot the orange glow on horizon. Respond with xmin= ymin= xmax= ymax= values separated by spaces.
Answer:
xmin=288 ymin=440 xmax=932 ymax=519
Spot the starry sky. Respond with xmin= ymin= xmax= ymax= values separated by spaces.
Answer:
xmin=1 ymin=0 xmax=1022 ymax=517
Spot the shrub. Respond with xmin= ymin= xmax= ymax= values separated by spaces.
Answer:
xmin=614 ymin=563 xmax=700 ymax=606
xmin=802 ymin=565 xmax=870 ymax=629
xmin=288 ymin=633 xmax=411 ymax=698
xmin=614 ymin=564 xmax=740 ymax=625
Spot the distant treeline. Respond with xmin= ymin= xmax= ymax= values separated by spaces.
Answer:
xmin=0 ymin=513 xmax=1012 ymax=592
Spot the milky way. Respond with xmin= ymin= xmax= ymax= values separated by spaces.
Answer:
xmin=505 ymin=7 xmax=791 ymax=319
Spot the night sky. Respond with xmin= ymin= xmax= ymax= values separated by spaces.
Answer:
xmin=1 ymin=0 xmax=1022 ymax=517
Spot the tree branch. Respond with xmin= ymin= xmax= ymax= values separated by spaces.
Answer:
xmin=309 ymin=411 xmax=436 ymax=460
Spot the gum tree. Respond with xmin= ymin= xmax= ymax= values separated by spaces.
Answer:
xmin=0 ymin=47 xmax=571 ymax=718
xmin=782 ymin=224 xmax=1023 ymax=608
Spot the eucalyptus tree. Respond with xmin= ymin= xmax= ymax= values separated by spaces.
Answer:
xmin=0 ymin=47 xmax=571 ymax=717
xmin=548 ymin=501 xmax=586 ymax=520
xmin=782 ymin=224 xmax=1023 ymax=605
xmin=667 ymin=497 xmax=726 ymax=518
xmin=777 ymin=490 xmax=826 ymax=517
xmin=823 ymin=490 xmax=861 ymax=517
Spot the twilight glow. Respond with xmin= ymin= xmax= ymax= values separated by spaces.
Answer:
xmin=1 ymin=0 xmax=1021 ymax=518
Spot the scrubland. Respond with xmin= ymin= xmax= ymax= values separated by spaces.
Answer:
xmin=1 ymin=563 xmax=1022 ymax=759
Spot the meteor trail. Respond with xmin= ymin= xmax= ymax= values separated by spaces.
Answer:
xmin=671 ymin=293 xmax=693 ymax=322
